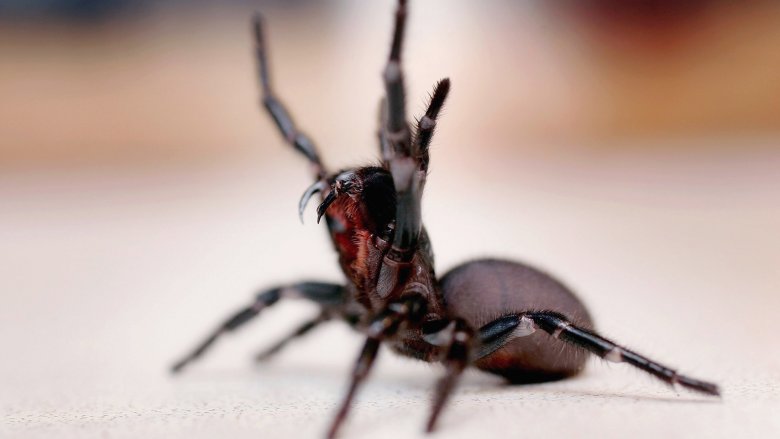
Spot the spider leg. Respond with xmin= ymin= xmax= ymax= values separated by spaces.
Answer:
xmin=170 ymin=282 xmax=344 ymax=374
xmin=253 ymin=15 xmax=327 ymax=181
xmin=526 ymin=311 xmax=720 ymax=396
xmin=426 ymin=319 xmax=473 ymax=433
xmin=378 ymin=76 xmax=450 ymax=172
xmin=377 ymin=97 xmax=391 ymax=160
xmin=375 ymin=3 xmax=451 ymax=298
xmin=474 ymin=314 xmax=537 ymax=360
xmin=380 ymin=0 xmax=420 ymax=261
xmin=413 ymin=78 xmax=450 ymax=172
xmin=372 ymin=1 xmax=417 ymax=301
xmin=381 ymin=0 xmax=411 ymax=163
xmin=471 ymin=311 xmax=719 ymax=395
xmin=326 ymin=337 xmax=380 ymax=439
xmin=326 ymin=295 xmax=426 ymax=439
xmin=254 ymin=311 xmax=329 ymax=362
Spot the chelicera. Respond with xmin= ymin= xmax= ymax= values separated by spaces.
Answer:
xmin=171 ymin=1 xmax=720 ymax=437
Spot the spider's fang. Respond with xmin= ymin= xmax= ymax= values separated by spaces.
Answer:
xmin=298 ymin=180 xmax=327 ymax=223
xmin=316 ymin=190 xmax=338 ymax=224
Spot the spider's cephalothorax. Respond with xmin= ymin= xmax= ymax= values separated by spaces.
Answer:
xmin=171 ymin=1 xmax=720 ymax=438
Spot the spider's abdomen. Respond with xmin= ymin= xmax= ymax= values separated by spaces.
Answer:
xmin=440 ymin=259 xmax=593 ymax=383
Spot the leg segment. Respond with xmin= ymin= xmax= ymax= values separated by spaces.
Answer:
xmin=414 ymin=79 xmax=450 ymax=172
xmin=475 ymin=314 xmax=536 ymax=360
xmin=171 ymin=282 xmax=344 ymax=374
xmin=426 ymin=319 xmax=473 ymax=433
xmin=253 ymin=15 xmax=327 ymax=180
xmin=377 ymin=97 xmax=391 ymax=162
xmin=373 ymin=1 xmax=437 ymax=300
xmin=529 ymin=311 xmax=720 ymax=395
xmin=326 ymin=337 xmax=381 ymax=439
xmin=254 ymin=311 xmax=328 ymax=362
xmin=326 ymin=296 xmax=426 ymax=439
xmin=376 ymin=2 xmax=451 ymax=279
xmin=382 ymin=0 xmax=411 ymax=156
xmin=381 ymin=0 xmax=419 ymax=259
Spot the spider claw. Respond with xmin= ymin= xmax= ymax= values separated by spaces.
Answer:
xmin=316 ymin=191 xmax=337 ymax=224
xmin=299 ymin=180 xmax=327 ymax=223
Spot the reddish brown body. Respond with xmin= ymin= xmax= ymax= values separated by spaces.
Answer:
xmin=320 ymin=168 xmax=593 ymax=381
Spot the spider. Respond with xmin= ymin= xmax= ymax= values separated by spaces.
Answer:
xmin=171 ymin=1 xmax=720 ymax=437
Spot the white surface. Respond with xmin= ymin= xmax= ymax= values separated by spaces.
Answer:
xmin=1 ymin=146 xmax=779 ymax=438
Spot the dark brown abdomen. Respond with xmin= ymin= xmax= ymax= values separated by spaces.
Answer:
xmin=440 ymin=259 xmax=593 ymax=383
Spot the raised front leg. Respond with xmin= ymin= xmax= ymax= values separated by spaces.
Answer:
xmin=413 ymin=78 xmax=450 ymax=172
xmin=171 ymin=281 xmax=345 ymax=374
xmin=253 ymin=15 xmax=327 ymax=181
xmin=375 ymin=0 xmax=451 ymax=299
xmin=380 ymin=0 xmax=417 ymax=260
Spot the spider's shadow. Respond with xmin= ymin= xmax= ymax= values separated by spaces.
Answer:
xmin=243 ymin=359 xmax=719 ymax=405
xmin=457 ymin=371 xmax=722 ymax=404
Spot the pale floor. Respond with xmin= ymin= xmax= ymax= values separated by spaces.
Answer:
xmin=2 ymin=1 xmax=780 ymax=438
xmin=1 ymin=144 xmax=779 ymax=438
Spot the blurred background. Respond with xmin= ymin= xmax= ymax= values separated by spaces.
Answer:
xmin=1 ymin=1 xmax=778 ymax=438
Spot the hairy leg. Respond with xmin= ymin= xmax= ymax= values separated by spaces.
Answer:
xmin=374 ymin=2 xmax=451 ymax=302
xmin=470 ymin=311 xmax=719 ymax=395
xmin=326 ymin=296 xmax=426 ymax=439
xmin=529 ymin=311 xmax=719 ymax=395
xmin=426 ymin=319 xmax=473 ymax=433
xmin=171 ymin=282 xmax=344 ymax=374
xmin=253 ymin=15 xmax=327 ymax=181
xmin=254 ymin=311 xmax=329 ymax=362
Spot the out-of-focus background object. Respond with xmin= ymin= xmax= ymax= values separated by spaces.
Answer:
xmin=2 ymin=0 xmax=780 ymax=167
xmin=1 ymin=1 xmax=778 ymax=438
